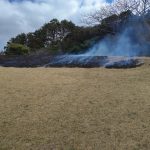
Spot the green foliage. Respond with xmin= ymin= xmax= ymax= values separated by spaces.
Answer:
xmin=119 ymin=10 xmax=132 ymax=20
xmin=61 ymin=37 xmax=99 ymax=53
xmin=101 ymin=14 xmax=118 ymax=26
xmin=5 ymin=43 xmax=30 ymax=55
xmin=47 ymin=42 xmax=61 ymax=54
xmin=5 ymin=11 xmax=133 ymax=55
xmin=5 ymin=18 xmax=103 ymax=55
xmin=11 ymin=33 xmax=27 ymax=45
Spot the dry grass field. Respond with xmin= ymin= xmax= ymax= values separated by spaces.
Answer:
xmin=0 ymin=58 xmax=150 ymax=150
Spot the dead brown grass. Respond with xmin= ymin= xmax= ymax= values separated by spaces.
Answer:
xmin=0 ymin=59 xmax=150 ymax=150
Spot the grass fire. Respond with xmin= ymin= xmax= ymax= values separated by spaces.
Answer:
xmin=0 ymin=0 xmax=150 ymax=149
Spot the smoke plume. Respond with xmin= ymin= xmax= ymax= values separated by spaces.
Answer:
xmin=85 ymin=19 xmax=150 ymax=57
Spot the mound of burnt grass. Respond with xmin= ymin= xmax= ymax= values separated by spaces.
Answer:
xmin=0 ymin=53 xmax=144 ymax=68
xmin=45 ymin=56 xmax=108 ymax=68
xmin=105 ymin=58 xmax=144 ymax=69
xmin=0 ymin=51 xmax=53 ymax=67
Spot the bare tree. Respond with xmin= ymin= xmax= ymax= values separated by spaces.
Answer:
xmin=82 ymin=0 xmax=150 ymax=25
xmin=114 ymin=0 xmax=139 ymax=14
xmin=114 ymin=0 xmax=150 ymax=15
xmin=138 ymin=0 xmax=150 ymax=15
xmin=81 ymin=4 xmax=118 ymax=25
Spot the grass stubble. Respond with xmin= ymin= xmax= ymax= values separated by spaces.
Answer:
xmin=0 ymin=58 xmax=150 ymax=150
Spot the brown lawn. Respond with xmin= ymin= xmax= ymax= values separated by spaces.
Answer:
xmin=0 ymin=58 xmax=150 ymax=150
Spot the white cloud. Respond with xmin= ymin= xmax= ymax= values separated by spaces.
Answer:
xmin=0 ymin=0 xmax=107 ymax=51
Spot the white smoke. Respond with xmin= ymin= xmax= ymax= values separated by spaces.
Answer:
xmin=85 ymin=20 xmax=150 ymax=57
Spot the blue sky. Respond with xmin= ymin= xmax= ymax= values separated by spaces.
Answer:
xmin=0 ymin=0 xmax=112 ymax=50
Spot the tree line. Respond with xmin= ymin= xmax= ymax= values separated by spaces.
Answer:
xmin=4 ymin=0 xmax=150 ymax=56
xmin=4 ymin=19 xmax=102 ymax=55
xmin=4 ymin=13 xmax=131 ymax=56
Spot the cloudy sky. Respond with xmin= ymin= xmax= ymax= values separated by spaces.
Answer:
xmin=0 ymin=0 xmax=112 ymax=51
